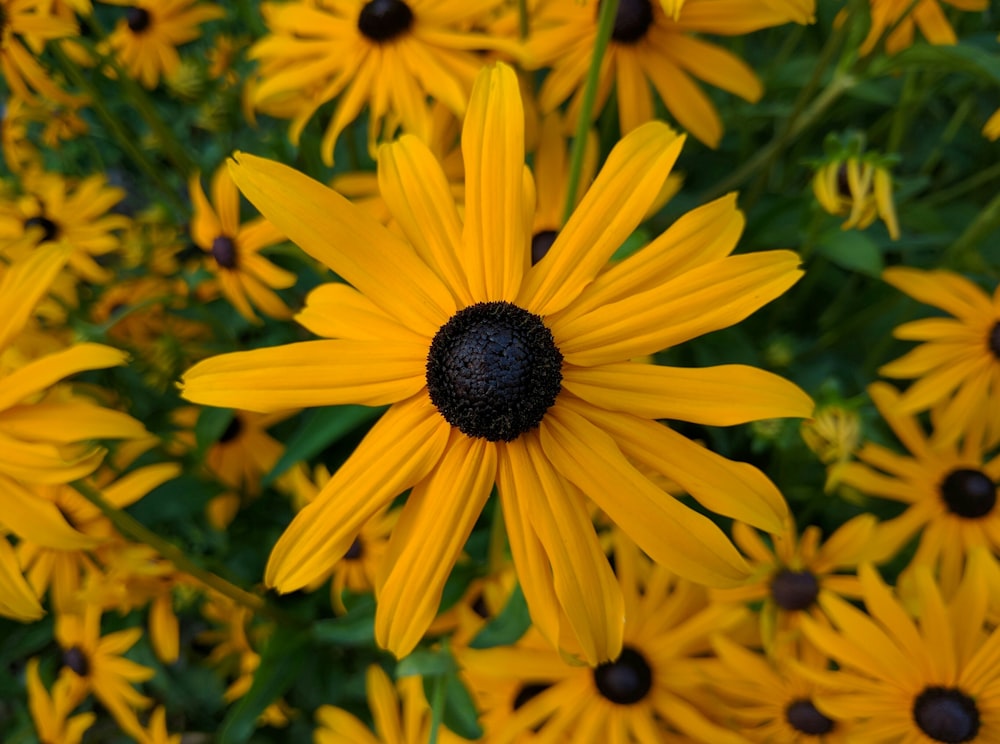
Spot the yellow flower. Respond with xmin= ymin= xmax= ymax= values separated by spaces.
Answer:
xmin=26 ymin=658 xmax=96 ymax=744
xmin=0 ymin=536 xmax=43 ymax=620
xmin=102 ymin=0 xmax=224 ymax=89
xmin=0 ymin=0 xmax=78 ymax=103
xmin=879 ymin=267 xmax=1000 ymax=447
xmin=812 ymin=156 xmax=900 ymax=239
xmin=316 ymin=665 xmax=466 ymax=744
xmin=800 ymin=555 xmax=1000 ymax=742
xmin=189 ymin=163 xmax=297 ymax=323
xmin=249 ymin=0 xmax=514 ymax=164
xmin=522 ymin=0 xmax=808 ymax=148
xmin=182 ymin=63 xmax=811 ymax=663
xmin=836 ymin=382 xmax=1000 ymax=595
xmin=858 ymin=0 xmax=988 ymax=56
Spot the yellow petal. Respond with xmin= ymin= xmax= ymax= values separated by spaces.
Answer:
xmin=0 ymin=434 xmax=105 ymax=484
xmin=0 ymin=474 xmax=97 ymax=549
xmin=0 ymin=344 xmax=129 ymax=413
xmin=180 ymin=339 xmax=427 ymax=412
xmin=0 ymin=538 xmax=43 ymax=621
xmin=882 ymin=267 xmax=993 ymax=322
xmin=0 ymin=403 xmax=146 ymax=443
xmin=296 ymin=283 xmax=429 ymax=343
xmin=0 ymin=243 xmax=71 ymax=352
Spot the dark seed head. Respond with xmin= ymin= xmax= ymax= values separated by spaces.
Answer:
xmin=344 ymin=537 xmax=364 ymax=561
xmin=607 ymin=0 xmax=654 ymax=44
xmin=770 ymin=568 xmax=820 ymax=611
xmin=126 ymin=7 xmax=151 ymax=32
xmin=24 ymin=215 xmax=59 ymax=244
xmin=62 ymin=646 xmax=89 ymax=676
xmin=426 ymin=301 xmax=563 ymax=442
xmin=940 ymin=468 xmax=996 ymax=519
xmin=211 ymin=235 xmax=238 ymax=269
xmin=593 ymin=646 xmax=653 ymax=705
xmin=218 ymin=415 xmax=243 ymax=444
xmin=988 ymin=322 xmax=1000 ymax=360
xmin=357 ymin=0 xmax=414 ymax=42
xmin=913 ymin=687 xmax=979 ymax=743
xmin=470 ymin=592 xmax=490 ymax=619
xmin=785 ymin=698 xmax=835 ymax=735
xmin=531 ymin=230 xmax=558 ymax=265
xmin=836 ymin=163 xmax=852 ymax=198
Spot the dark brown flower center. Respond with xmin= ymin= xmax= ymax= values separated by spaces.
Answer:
xmin=426 ymin=301 xmax=563 ymax=442
xmin=940 ymin=468 xmax=996 ymax=519
xmin=218 ymin=415 xmax=243 ymax=444
xmin=531 ymin=230 xmax=558 ymax=265
xmin=836 ymin=164 xmax=852 ymax=197
xmin=770 ymin=568 xmax=820 ymax=611
xmin=62 ymin=646 xmax=89 ymax=676
xmin=606 ymin=0 xmax=654 ymax=44
xmin=212 ymin=235 xmax=238 ymax=269
xmin=357 ymin=0 xmax=414 ymax=42
xmin=988 ymin=321 xmax=1000 ymax=359
xmin=126 ymin=7 xmax=151 ymax=32
xmin=785 ymin=698 xmax=835 ymax=735
xmin=913 ymin=687 xmax=979 ymax=743
xmin=24 ymin=215 xmax=59 ymax=244
xmin=593 ymin=646 xmax=652 ymax=704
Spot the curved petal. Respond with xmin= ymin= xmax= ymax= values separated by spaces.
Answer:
xmin=296 ymin=283 xmax=430 ymax=343
xmin=460 ymin=62 xmax=526 ymax=303
xmin=0 ymin=434 xmax=105 ymax=484
xmin=882 ymin=267 xmax=992 ymax=323
xmin=0 ymin=403 xmax=147 ymax=443
xmin=643 ymin=56 xmax=722 ymax=148
xmin=540 ymin=404 xmax=751 ymax=587
xmin=266 ymin=395 xmax=449 ymax=592
xmin=0 ymin=474 xmax=97 ymax=549
xmin=0 ymin=344 xmax=129 ymax=413
xmin=519 ymin=123 xmax=685 ymax=316
xmin=375 ymin=433 xmax=496 ymax=657
xmin=562 ymin=362 xmax=813 ymax=424
xmin=180 ymin=339 xmax=427 ymax=412
xmin=0 ymin=538 xmax=43 ymax=621
xmin=228 ymin=153 xmax=455 ymax=336
xmin=0 ymin=243 xmax=72 ymax=352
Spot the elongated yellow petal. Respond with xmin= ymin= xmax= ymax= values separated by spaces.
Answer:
xmin=882 ymin=267 xmax=993 ymax=322
xmin=563 ymin=362 xmax=813 ymax=425
xmin=180 ymin=339 xmax=427 ymax=412
xmin=0 ymin=538 xmax=43 ymax=621
xmin=0 ymin=243 xmax=71 ymax=352
xmin=296 ymin=283 xmax=429 ymax=343
xmin=102 ymin=463 xmax=182 ymax=509
xmin=461 ymin=62 xmax=525 ymax=303
xmin=0 ymin=344 xmax=129 ymax=413
xmin=0 ymin=403 xmax=146 ymax=443
xmin=519 ymin=123 xmax=685 ymax=316
xmin=375 ymin=433 xmax=496 ymax=657
xmin=229 ymin=152 xmax=455 ymax=336
xmin=0 ymin=474 xmax=97 ymax=549
xmin=540 ymin=404 xmax=751 ymax=587
xmin=266 ymin=395 xmax=449 ymax=592
xmin=0 ymin=434 xmax=105 ymax=484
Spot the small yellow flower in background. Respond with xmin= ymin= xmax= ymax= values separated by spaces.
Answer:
xmin=102 ymin=0 xmax=225 ymax=89
xmin=880 ymin=267 xmax=1000 ymax=447
xmin=189 ymin=163 xmax=297 ymax=322
xmin=985 ymin=106 xmax=1000 ymax=141
xmin=801 ymin=402 xmax=862 ymax=491
xmin=26 ymin=658 xmax=96 ymax=744
xmin=0 ymin=0 xmax=79 ymax=104
xmin=799 ymin=554 xmax=1000 ymax=742
xmin=858 ymin=0 xmax=988 ymax=56
xmin=812 ymin=144 xmax=900 ymax=239
xmin=182 ymin=63 xmax=812 ymax=664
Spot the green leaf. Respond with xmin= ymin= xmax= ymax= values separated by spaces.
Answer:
xmin=195 ymin=406 xmax=234 ymax=454
xmin=218 ymin=627 xmax=309 ymax=744
xmin=469 ymin=584 xmax=530 ymax=649
xmin=423 ymin=672 xmax=484 ymax=741
xmin=815 ymin=229 xmax=885 ymax=277
xmin=397 ymin=647 xmax=459 ymax=679
xmin=262 ymin=405 xmax=385 ymax=485
xmin=887 ymin=43 xmax=1000 ymax=86
xmin=311 ymin=595 xmax=376 ymax=646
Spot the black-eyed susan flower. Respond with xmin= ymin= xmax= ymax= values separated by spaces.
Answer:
xmin=836 ymin=382 xmax=1000 ymax=595
xmin=858 ymin=0 xmax=988 ymax=55
xmin=459 ymin=553 xmax=752 ymax=743
xmin=812 ymin=153 xmax=900 ymax=240
xmin=315 ymin=664 xmax=466 ymax=744
xmin=712 ymin=514 xmax=875 ymax=653
xmin=26 ymin=658 xmax=96 ymax=744
xmin=249 ymin=0 xmax=513 ymax=165
xmin=522 ymin=0 xmax=809 ymax=148
xmin=181 ymin=63 xmax=812 ymax=663
xmin=880 ymin=268 xmax=1000 ymax=447
xmin=0 ymin=0 xmax=78 ymax=103
xmin=102 ymin=0 xmax=224 ymax=89
xmin=189 ymin=164 xmax=296 ymax=323
xmin=800 ymin=555 xmax=1000 ymax=743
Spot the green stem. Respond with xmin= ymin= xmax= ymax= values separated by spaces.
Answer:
xmin=942 ymin=190 xmax=1000 ymax=272
xmin=51 ymin=45 xmax=186 ymax=213
xmin=562 ymin=0 xmax=618 ymax=223
xmin=428 ymin=667 xmax=447 ymax=744
xmin=921 ymin=160 xmax=1000 ymax=208
xmin=73 ymin=480 xmax=298 ymax=627
xmin=886 ymin=68 xmax=918 ymax=153
xmin=517 ymin=0 xmax=529 ymax=40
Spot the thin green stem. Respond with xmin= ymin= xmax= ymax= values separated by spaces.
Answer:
xmin=428 ymin=673 xmax=446 ymax=744
xmin=517 ymin=0 xmax=529 ymax=40
xmin=73 ymin=479 xmax=299 ymax=627
xmin=886 ymin=68 xmax=918 ymax=153
xmin=921 ymin=160 xmax=1000 ymax=208
xmin=562 ymin=0 xmax=618 ymax=223
xmin=51 ymin=45 xmax=186 ymax=213
xmin=942 ymin=190 xmax=1000 ymax=272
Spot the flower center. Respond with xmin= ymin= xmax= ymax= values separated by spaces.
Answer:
xmin=531 ymin=229 xmax=558 ymax=265
xmin=913 ymin=687 xmax=979 ymax=743
xmin=62 ymin=646 xmax=89 ymax=676
xmin=770 ymin=568 xmax=820 ymax=611
xmin=988 ymin=321 xmax=1000 ymax=359
xmin=357 ymin=0 xmax=414 ymax=42
xmin=606 ymin=0 xmax=654 ymax=44
xmin=218 ymin=415 xmax=243 ymax=443
xmin=24 ymin=215 xmax=59 ymax=244
xmin=785 ymin=698 xmax=835 ymax=735
xmin=126 ymin=7 xmax=152 ymax=32
xmin=939 ymin=468 xmax=996 ymax=519
xmin=425 ymin=301 xmax=563 ymax=442
xmin=344 ymin=537 xmax=364 ymax=560
xmin=593 ymin=646 xmax=653 ymax=705
xmin=212 ymin=235 xmax=238 ymax=269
